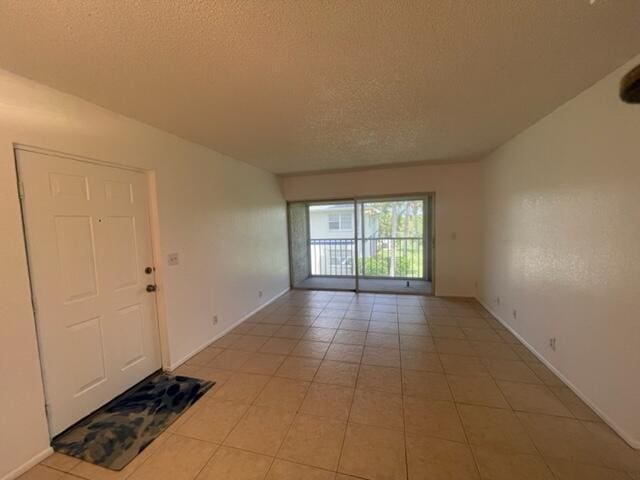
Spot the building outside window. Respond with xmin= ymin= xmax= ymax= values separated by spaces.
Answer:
xmin=328 ymin=212 xmax=353 ymax=231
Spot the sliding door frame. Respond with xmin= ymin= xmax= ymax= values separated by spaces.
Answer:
xmin=356 ymin=196 xmax=428 ymax=282
xmin=353 ymin=199 xmax=360 ymax=292
xmin=305 ymin=202 xmax=312 ymax=281
xmin=286 ymin=192 xmax=435 ymax=295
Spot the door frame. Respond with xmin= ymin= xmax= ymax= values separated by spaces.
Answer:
xmin=286 ymin=191 xmax=436 ymax=295
xmin=13 ymin=144 xmax=170 ymax=436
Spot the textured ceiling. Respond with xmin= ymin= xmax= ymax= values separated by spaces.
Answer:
xmin=1 ymin=1 xmax=639 ymax=173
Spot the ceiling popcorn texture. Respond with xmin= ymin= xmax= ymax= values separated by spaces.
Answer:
xmin=0 ymin=1 xmax=639 ymax=173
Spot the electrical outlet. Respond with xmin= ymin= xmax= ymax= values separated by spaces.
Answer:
xmin=258 ymin=290 xmax=263 ymax=298
xmin=512 ymin=309 xmax=517 ymax=319
xmin=549 ymin=337 xmax=557 ymax=351
xmin=167 ymin=253 xmax=179 ymax=266
xmin=212 ymin=315 xmax=218 ymax=326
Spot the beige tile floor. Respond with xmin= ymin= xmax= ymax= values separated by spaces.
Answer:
xmin=22 ymin=290 xmax=640 ymax=480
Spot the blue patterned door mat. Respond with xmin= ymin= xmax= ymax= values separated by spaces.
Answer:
xmin=51 ymin=372 xmax=214 ymax=470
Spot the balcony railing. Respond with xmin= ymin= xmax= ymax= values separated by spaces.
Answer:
xmin=309 ymin=237 xmax=424 ymax=278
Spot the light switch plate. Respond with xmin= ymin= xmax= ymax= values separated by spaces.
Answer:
xmin=168 ymin=253 xmax=179 ymax=266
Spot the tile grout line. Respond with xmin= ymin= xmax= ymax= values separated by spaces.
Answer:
xmin=451 ymin=313 xmax=577 ymax=480
xmin=399 ymin=307 xmax=413 ymax=480
xmin=453 ymin=303 xmax=561 ymax=480
xmin=334 ymin=295 xmax=361 ymax=477
xmin=441 ymin=343 xmax=484 ymax=479
xmin=223 ymin=290 xmax=330 ymax=478
xmin=267 ymin=290 xmax=345 ymax=477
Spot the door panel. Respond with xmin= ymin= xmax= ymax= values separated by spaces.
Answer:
xmin=104 ymin=180 xmax=133 ymax=206
xmin=49 ymin=172 xmax=90 ymax=200
xmin=104 ymin=216 xmax=139 ymax=290
xmin=115 ymin=303 xmax=146 ymax=371
xmin=18 ymin=149 xmax=161 ymax=435
xmin=67 ymin=316 xmax=107 ymax=395
xmin=55 ymin=215 xmax=99 ymax=302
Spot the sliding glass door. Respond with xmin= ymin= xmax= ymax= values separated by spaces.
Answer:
xmin=287 ymin=195 xmax=432 ymax=294
xmin=356 ymin=198 xmax=429 ymax=294
xmin=288 ymin=200 xmax=357 ymax=291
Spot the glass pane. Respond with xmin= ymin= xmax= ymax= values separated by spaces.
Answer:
xmin=309 ymin=203 xmax=355 ymax=277
xmin=288 ymin=201 xmax=356 ymax=291
xmin=355 ymin=198 xmax=431 ymax=294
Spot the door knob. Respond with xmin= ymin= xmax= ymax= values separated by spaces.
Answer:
xmin=146 ymin=284 xmax=157 ymax=292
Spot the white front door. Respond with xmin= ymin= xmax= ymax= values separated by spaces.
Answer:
xmin=17 ymin=149 xmax=162 ymax=436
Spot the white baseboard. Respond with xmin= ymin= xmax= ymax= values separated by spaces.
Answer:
xmin=1 ymin=447 xmax=53 ymax=480
xmin=476 ymin=296 xmax=640 ymax=450
xmin=167 ymin=287 xmax=290 ymax=371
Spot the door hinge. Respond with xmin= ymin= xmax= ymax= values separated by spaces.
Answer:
xmin=18 ymin=181 xmax=25 ymax=199
xmin=44 ymin=403 xmax=50 ymax=416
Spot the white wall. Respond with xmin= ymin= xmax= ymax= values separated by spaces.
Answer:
xmin=280 ymin=162 xmax=483 ymax=296
xmin=479 ymin=55 xmax=640 ymax=448
xmin=0 ymin=70 xmax=289 ymax=478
